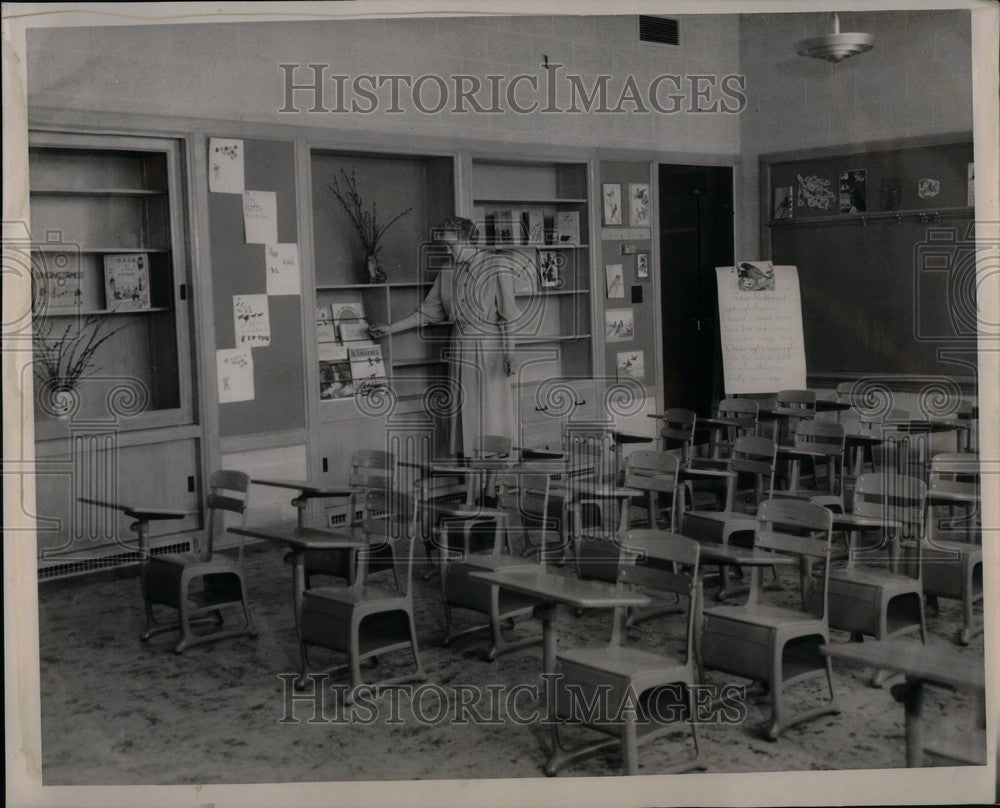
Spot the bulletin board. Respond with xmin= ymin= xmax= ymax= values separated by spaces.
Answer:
xmin=763 ymin=138 xmax=976 ymax=380
xmin=208 ymin=137 xmax=306 ymax=437
xmin=598 ymin=160 xmax=657 ymax=391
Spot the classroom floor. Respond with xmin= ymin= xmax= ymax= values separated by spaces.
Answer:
xmin=37 ymin=539 xmax=985 ymax=784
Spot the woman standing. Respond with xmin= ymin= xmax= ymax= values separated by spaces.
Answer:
xmin=369 ymin=217 xmax=521 ymax=456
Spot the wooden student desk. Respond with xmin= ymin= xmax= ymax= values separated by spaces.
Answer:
xmin=820 ymin=640 xmax=985 ymax=767
xmin=469 ymin=568 xmax=650 ymax=776
xmin=229 ymin=522 xmax=365 ymax=631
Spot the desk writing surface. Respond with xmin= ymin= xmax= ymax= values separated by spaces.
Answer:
xmin=820 ymin=640 xmax=984 ymax=691
xmin=229 ymin=522 xmax=365 ymax=551
xmin=471 ymin=569 xmax=650 ymax=609
xmin=77 ymin=497 xmax=191 ymax=520
xmin=251 ymin=478 xmax=351 ymax=496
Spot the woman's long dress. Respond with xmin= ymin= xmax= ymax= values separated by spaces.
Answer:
xmin=416 ymin=250 xmax=521 ymax=455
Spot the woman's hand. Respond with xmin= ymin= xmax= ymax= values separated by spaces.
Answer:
xmin=503 ymin=353 xmax=514 ymax=377
xmin=369 ymin=323 xmax=391 ymax=340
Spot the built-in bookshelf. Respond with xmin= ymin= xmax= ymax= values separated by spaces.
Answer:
xmin=29 ymin=135 xmax=192 ymax=436
xmin=310 ymin=149 xmax=455 ymax=419
xmin=470 ymin=158 xmax=593 ymax=386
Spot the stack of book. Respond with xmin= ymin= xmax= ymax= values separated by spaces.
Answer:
xmin=316 ymin=300 xmax=387 ymax=400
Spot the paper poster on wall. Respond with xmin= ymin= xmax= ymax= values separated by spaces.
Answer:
xmin=233 ymin=294 xmax=271 ymax=347
xmin=616 ymin=349 xmax=645 ymax=380
xmin=216 ymin=348 xmax=254 ymax=403
xmin=605 ymin=264 xmax=624 ymax=298
xmin=715 ymin=262 xmax=806 ymax=394
xmin=242 ymin=190 xmax=278 ymax=244
xmin=605 ymin=308 xmax=635 ymax=342
xmin=629 ymin=183 xmax=650 ymax=226
xmin=208 ymin=138 xmax=245 ymax=194
xmin=839 ymin=169 xmax=867 ymax=213
xmin=265 ymin=243 xmax=301 ymax=295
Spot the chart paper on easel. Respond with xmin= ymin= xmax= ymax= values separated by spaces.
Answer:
xmin=715 ymin=262 xmax=806 ymax=394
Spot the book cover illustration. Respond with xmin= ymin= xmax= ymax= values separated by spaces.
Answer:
xmin=331 ymin=301 xmax=368 ymax=339
xmin=319 ymin=342 xmax=354 ymax=400
xmin=525 ymin=211 xmax=545 ymax=244
xmin=555 ymin=211 xmax=580 ymax=244
xmin=103 ymin=253 xmax=151 ymax=310
xmin=538 ymin=250 xmax=564 ymax=289
xmin=316 ymin=304 xmax=337 ymax=342
xmin=35 ymin=260 xmax=84 ymax=310
xmin=348 ymin=345 xmax=389 ymax=392
xmin=636 ymin=253 xmax=649 ymax=279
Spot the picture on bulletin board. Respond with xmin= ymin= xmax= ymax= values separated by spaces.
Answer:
xmin=737 ymin=261 xmax=775 ymax=292
xmin=879 ymin=178 xmax=901 ymax=211
xmin=629 ymin=183 xmax=650 ymax=226
xmin=636 ymin=253 xmax=649 ymax=279
xmin=605 ymin=264 xmax=624 ymax=298
xmin=602 ymin=183 xmax=622 ymax=226
xmin=605 ymin=308 xmax=635 ymax=342
xmin=839 ymin=169 xmax=867 ymax=213
xmin=772 ymin=185 xmax=794 ymax=219
xmin=616 ymin=349 xmax=645 ymax=381
xmin=796 ymin=173 xmax=835 ymax=211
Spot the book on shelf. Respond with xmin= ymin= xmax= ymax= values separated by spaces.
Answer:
xmin=339 ymin=321 xmax=372 ymax=342
xmin=348 ymin=344 xmax=388 ymax=391
xmin=103 ymin=253 xmax=151 ymax=310
xmin=525 ymin=210 xmax=545 ymax=245
xmin=35 ymin=262 xmax=84 ymax=310
xmin=555 ymin=211 xmax=580 ymax=244
xmin=318 ymin=342 xmax=354 ymax=401
xmin=508 ymin=209 xmax=525 ymax=244
xmin=331 ymin=301 xmax=368 ymax=339
xmin=495 ymin=210 xmax=515 ymax=244
xmin=316 ymin=304 xmax=337 ymax=342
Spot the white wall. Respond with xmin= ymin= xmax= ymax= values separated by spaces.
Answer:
xmin=26 ymin=15 xmax=741 ymax=155
xmin=737 ymin=9 xmax=973 ymax=257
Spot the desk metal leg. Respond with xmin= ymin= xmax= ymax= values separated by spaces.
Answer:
xmin=291 ymin=550 xmax=306 ymax=633
xmin=893 ymin=677 xmax=925 ymax=767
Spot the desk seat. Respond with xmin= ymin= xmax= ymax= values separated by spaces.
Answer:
xmin=558 ymin=645 xmax=689 ymax=692
xmin=703 ymin=603 xmax=823 ymax=633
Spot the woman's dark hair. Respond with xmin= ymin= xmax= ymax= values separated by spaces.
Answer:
xmin=432 ymin=216 xmax=479 ymax=245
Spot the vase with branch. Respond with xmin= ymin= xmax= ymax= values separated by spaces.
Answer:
xmin=328 ymin=169 xmax=413 ymax=283
xmin=33 ymin=314 xmax=133 ymax=417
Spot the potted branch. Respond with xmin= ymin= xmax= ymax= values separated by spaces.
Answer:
xmin=33 ymin=314 xmax=133 ymax=417
xmin=328 ymin=169 xmax=413 ymax=283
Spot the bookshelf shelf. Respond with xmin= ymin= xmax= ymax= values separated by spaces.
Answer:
xmin=41 ymin=306 xmax=172 ymax=317
xmin=516 ymin=334 xmax=592 ymax=344
xmin=392 ymin=357 xmax=446 ymax=368
xmin=32 ymin=245 xmax=170 ymax=254
xmin=473 ymin=197 xmax=588 ymax=205
xmin=30 ymin=188 xmax=166 ymax=197
xmin=29 ymin=134 xmax=191 ymax=441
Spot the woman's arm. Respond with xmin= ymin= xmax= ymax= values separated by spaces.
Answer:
xmin=369 ymin=311 xmax=425 ymax=339
xmin=370 ymin=273 xmax=446 ymax=339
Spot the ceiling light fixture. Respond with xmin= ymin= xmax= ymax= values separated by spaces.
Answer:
xmin=796 ymin=12 xmax=874 ymax=63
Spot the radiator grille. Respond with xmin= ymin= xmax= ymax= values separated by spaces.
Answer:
xmin=38 ymin=540 xmax=193 ymax=582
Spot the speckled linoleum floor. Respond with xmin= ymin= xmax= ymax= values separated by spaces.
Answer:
xmin=37 ymin=537 xmax=986 ymax=785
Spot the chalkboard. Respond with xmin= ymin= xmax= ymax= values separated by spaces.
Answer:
xmin=208 ymin=138 xmax=305 ymax=437
xmin=764 ymin=138 xmax=976 ymax=380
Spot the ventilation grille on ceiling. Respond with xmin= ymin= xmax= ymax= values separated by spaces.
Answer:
xmin=639 ymin=16 xmax=679 ymax=46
